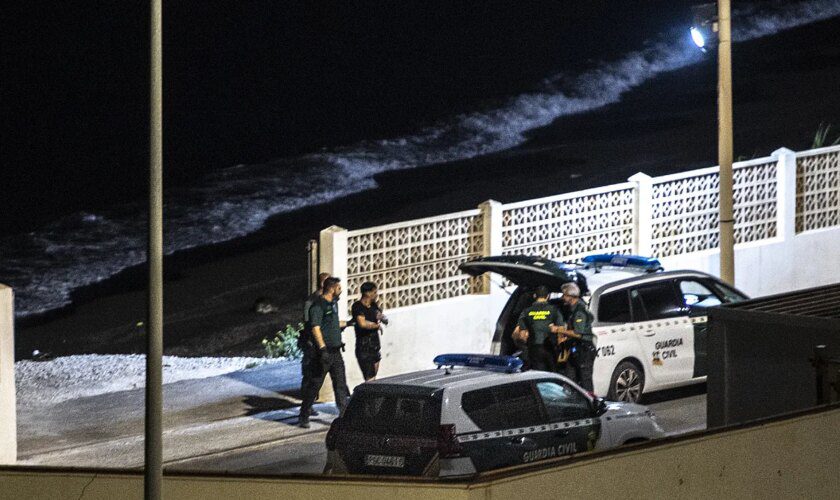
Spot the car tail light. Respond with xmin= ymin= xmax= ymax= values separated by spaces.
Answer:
xmin=437 ymin=424 xmax=462 ymax=458
xmin=326 ymin=417 xmax=342 ymax=450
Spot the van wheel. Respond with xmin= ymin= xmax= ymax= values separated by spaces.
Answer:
xmin=608 ymin=361 xmax=644 ymax=403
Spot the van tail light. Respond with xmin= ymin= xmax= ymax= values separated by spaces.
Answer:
xmin=437 ymin=424 xmax=462 ymax=458
xmin=326 ymin=417 xmax=342 ymax=450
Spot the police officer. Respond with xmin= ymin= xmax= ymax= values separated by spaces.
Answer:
xmin=351 ymin=281 xmax=384 ymax=381
xmin=555 ymin=282 xmax=596 ymax=391
xmin=299 ymin=272 xmax=330 ymax=418
xmin=513 ymin=285 xmax=563 ymax=372
xmin=299 ymin=277 xmax=350 ymax=428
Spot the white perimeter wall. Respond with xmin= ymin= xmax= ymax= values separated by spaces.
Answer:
xmin=335 ymin=291 xmax=509 ymax=392
xmin=350 ymin=225 xmax=840 ymax=391
xmin=660 ymin=226 xmax=840 ymax=298
xmin=0 ymin=284 xmax=16 ymax=464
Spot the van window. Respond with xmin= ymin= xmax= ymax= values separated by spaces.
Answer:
xmin=678 ymin=280 xmax=721 ymax=309
xmin=597 ymin=290 xmax=631 ymax=323
xmin=632 ymin=281 xmax=683 ymax=320
xmin=710 ymin=282 xmax=748 ymax=303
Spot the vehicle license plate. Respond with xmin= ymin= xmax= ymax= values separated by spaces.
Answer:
xmin=364 ymin=454 xmax=405 ymax=468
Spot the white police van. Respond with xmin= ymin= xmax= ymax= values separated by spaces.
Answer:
xmin=460 ymin=254 xmax=749 ymax=402
xmin=324 ymin=354 xmax=664 ymax=477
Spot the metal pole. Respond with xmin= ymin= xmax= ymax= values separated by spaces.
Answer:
xmin=718 ymin=0 xmax=735 ymax=284
xmin=308 ymin=239 xmax=319 ymax=294
xmin=145 ymin=0 xmax=164 ymax=497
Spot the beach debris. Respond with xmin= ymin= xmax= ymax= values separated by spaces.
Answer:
xmin=31 ymin=350 xmax=54 ymax=362
xmin=253 ymin=297 xmax=280 ymax=314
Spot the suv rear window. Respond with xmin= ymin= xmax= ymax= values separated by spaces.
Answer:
xmin=342 ymin=386 xmax=441 ymax=437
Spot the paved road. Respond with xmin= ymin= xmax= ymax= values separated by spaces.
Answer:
xmin=167 ymin=386 xmax=708 ymax=475
xmin=20 ymin=361 xmax=707 ymax=473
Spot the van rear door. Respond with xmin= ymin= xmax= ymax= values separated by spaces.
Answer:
xmin=459 ymin=255 xmax=584 ymax=291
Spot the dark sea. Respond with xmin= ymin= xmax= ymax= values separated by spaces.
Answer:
xmin=2 ymin=0 xmax=840 ymax=318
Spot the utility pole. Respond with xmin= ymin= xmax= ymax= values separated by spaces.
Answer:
xmin=718 ymin=0 xmax=735 ymax=284
xmin=145 ymin=0 xmax=164 ymax=498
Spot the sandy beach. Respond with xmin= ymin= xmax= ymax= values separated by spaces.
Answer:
xmin=15 ymin=16 xmax=840 ymax=360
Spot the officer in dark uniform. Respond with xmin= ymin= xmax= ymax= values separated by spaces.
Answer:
xmin=299 ymin=272 xmax=330 ymax=418
xmin=513 ymin=285 xmax=563 ymax=372
xmin=299 ymin=277 xmax=350 ymax=428
xmin=556 ymin=282 xmax=596 ymax=392
xmin=351 ymin=281 xmax=384 ymax=381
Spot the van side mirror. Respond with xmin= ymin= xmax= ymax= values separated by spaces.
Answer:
xmin=593 ymin=397 xmax=608 ymax=417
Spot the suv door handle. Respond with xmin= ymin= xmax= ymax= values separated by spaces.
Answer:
xmin=642 ymin=330 xmax=656 ymax=337
xmin=509 ymin=436 xmax=538 ymax=449
xmin=554 ymin=429 xmax=570 ymax=438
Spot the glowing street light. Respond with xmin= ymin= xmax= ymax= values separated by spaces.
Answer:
xmin=690 ymin=26 xmax=707 ymax=50
xmin=690 ymin=3 xmax=718 ymax=51
xmin=690 ymin=1 xmax=735 ymax=285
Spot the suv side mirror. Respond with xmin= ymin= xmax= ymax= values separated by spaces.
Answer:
xmin=593 ymin=397 xmax=608 ymax=417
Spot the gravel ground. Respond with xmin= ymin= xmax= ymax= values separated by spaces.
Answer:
xmin=15 ymin=354 xmax=287 ymax=408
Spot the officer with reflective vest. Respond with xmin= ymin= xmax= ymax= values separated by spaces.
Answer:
xmin=512 ymin=285 xmax=563 ymax=372
xmin=554 ymin=282 xmax=596 ymax=391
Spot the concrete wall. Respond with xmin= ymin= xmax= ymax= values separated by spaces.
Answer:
xmin=0 ymin=284 xmax=15 ymax=465
xmin=660 ymin=225 xmax=840 ymax=297
xmin=317 ymin=225 xmax=840 ymax=400
xmin=328 ymin=291 xmax=509 ymax=397
xmin=3 ymin=405 xmax=839 ymax=500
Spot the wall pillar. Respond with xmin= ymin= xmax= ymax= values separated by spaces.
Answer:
xmin=0 ymin=284 xmax=16 ymax=464
xmin=773 ymin=148 xmax=798 ymax=241
xmin=629 ymin=172 xmax=654 ymax=256
xmin=316 ymin=226 xmax=349 ymax=404
xmin=478 ymin=200 xmax=503 ymax=293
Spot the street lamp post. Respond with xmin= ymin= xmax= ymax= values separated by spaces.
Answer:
xmin=145 ymin=0 xmax=164 ymax=498
xmin=717 ymin=0 xmax=735 ymax=285
xmin=691 ymin=1 xmax=735 ymax=285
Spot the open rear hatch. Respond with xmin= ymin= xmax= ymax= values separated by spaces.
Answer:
xmin=459 ymin=255 xmax=586 ymax=293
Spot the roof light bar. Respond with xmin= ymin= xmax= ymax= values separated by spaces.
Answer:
xmin=582 ymin=254 xmax=663 ymax=272
xmin=433 ymin=354 xmax=523 ymax=373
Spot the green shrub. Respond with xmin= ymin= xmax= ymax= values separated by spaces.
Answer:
xmin=262 ymin=323 xmax=304 ymax=359
xmin=813 ymin=122 xmax=840 ymax=149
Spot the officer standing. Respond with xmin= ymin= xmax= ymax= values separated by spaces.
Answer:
xmin=555 ymin=282 xmax=596 ymax=392
xmin=351 ymin=281 xmax=384 ymax=381
xmin=299 ymin=272 xmax=330 ymax=418
xmin=299 ymin=277 xmax=350 ymax=428
xmin=512 ymin=285 xmax=563 ymax=372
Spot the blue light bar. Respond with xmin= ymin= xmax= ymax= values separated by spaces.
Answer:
xmin=433 ymin=354 xmax=523 ymax=373
xmin=582 ymin=254 xmax=662 ymax=271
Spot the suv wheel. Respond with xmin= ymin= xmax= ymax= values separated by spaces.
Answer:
xmin=608 ymin=361 xmax=644 ymax=403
